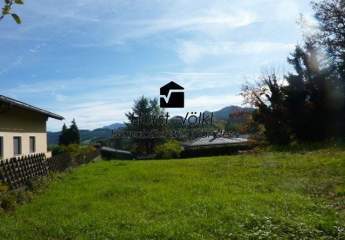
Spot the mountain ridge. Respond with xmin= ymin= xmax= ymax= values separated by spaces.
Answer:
xmin=48 ymin=105 xmax=253 ymax=145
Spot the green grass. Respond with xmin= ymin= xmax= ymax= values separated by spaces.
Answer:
xmin=0 ymin=150 xmax=344 ymax=239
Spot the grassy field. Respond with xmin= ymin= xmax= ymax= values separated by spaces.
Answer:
xmin=0 ymin=150 xmax=344 ymax=239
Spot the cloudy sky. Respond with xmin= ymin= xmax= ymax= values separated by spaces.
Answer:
xmin=0 ymin=0 xmax=314 ymax=131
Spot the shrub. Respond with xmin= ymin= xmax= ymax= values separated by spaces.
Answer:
xmin=154 ymin=140 xmax=182 ymax=159
xmin=51 ymin=144 xmax=96 ymax=157
xmin=0 ymin=193 xmax=17 ymax=212
xmin=50 ymin=144 xmax=98 ymax=167
xmin=50 ymin=145 xmax=65 ymax=156
xmin=63 ymin=144 xmax=81 ymax=156
xmin=0 ymin=182 xmax=9 ymax=193
xmin=62 ymin=144 xmax=97 ymax=157
xmin=15 ymin=191 xmax=33 ymax=204
xmin=73 ymin=145 xmax=99 ymax=165
xmin=0 ymin=177 xmax=50 ymax=212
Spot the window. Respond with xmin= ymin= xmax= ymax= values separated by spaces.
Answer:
xmin=30 ymin=136 xmax=36 ymax=153
xmin=13 ymin=137 xmax=22 ymax=156
xmin=0 ymin=137 xmax=3 ymax=159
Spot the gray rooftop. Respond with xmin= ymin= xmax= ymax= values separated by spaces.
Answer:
xmin=0 ymin=95 xmax=64 ymax=120
xmin=184 ymin=136 xmax=249 ymax=147
xmin=101 ymin=147 xmax=132 ymax=155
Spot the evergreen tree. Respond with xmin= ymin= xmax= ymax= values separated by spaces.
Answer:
xmin=69 ymin=119 xmax=80 ymax=144
xmin=242 ymin=43 xmax=338 ymax=144
xmin=58 ymin=124 xmax=69 ymax=146
xmin=125 ymin=96 xmax=166 ymax=154
xmin=58 ymin=120 xmax=80 ymax=146
xmin=313 ymin=0 xmax=345 ymax=79
xmin=312 ymin=0 xmax=345 ymax=135
xmin=285 ymin=42 xmax=336 ymax=141
xmin=242 ymin=0 xmax=345 ymax=144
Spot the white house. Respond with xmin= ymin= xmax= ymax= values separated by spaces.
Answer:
xmin=0 ymin=95 xmax=63 ymax=160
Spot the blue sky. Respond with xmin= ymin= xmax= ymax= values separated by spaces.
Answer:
xmin=0 ymin=0 xmax=315 ymax=131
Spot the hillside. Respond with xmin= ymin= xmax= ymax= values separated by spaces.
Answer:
xmin=211 ymin=105 xmax=254 ymax=121
xmin=48 ymin=128 xmax=114 ymax=145
xmin=169 ymin=105 xmax=254 ymax=126
xmin=48 ymin=123 xmax=125 ymax=145
xmin=0 ymin=149 xmax=344 ymax=239
xmin=48 ymin=106 xmax=253 ymax=145
xmin=102 ymin=123 xmax=126 ymax=130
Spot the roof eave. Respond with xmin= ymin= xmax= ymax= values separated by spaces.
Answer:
xmin=0 ymin=95 xmax=64 ymax=121
xmin=48 ymin=114 xmax=64 ymax=120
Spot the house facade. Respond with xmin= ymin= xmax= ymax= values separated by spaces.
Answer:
xmin=0 ymin=95 xmax=63 ymax=160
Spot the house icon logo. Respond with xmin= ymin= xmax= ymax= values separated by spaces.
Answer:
xmin=160 ymin=81 xmax=184 ymax=108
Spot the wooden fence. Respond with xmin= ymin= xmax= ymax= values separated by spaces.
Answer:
xmin=0 ymin=151 xmax=99 ymax=189
xmin=46 ymin=153 xmax=72 ymax=172
xmin=0 ymin=154 xmax=48 ymax=189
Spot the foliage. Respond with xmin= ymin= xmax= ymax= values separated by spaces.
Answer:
xmin=242 ymin=40 xmax=344 ymax=144
xmin=49 ymin=144 xmax=98 ymax=171
xmin=285 ymin=42 xmax=341 ymax=141
xmin=242 ymin=0 xmax=345 ymax=145
xmin=58 ymin=120 xmax=81 ymax=146
xmin=69 ymin=119 xmax=81 ymax=144
xmin=58 ymin=124 xmax=68 ymax=146
xmin=52 ymin=144 xmax=96 ymax=157
xmin=0 ymin=0 xmax=23 ymax=24
xmin=0 ymin=171 xmax=69 ymax=213
xmin=0 ymin=192 xmax=16 ymax=212
xmin=50 ymin=145 xmax=65 ymax=156
xmin=62 ymin=144 xmax=82 ymax=156
xmin=313 ymin=0 xmax=345 ymax=79
xmin=242 ymin=71 xmax=291 ymax=144
xmin=154 ymin=140 xmax=182 ymax=159
xmin=125 ymin=96 xmax=166 ymax=154
xmin=0 ymin=150 xmax=344 ymax=238
xmin=0 ymin=182 xmax=8 ymax=193
xmin=225 ymin=110 xmax=258 ymax=135
xmin=0 ymin=177 xmax=46 ymax=212
xmin=312 ymin=0 xmax=345 ymax=138
xmin=107 ymin=133 xmax=132 ymax=151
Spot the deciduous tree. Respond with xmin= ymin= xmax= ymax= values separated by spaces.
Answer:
xmin=0 ymin=0 xmax=23 ymax=24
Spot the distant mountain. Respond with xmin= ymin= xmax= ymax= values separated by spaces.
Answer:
xmin=79 ymin=128 xmax=113 ymax=144
xmin=48 ymin=106 xmax=253 ymax=145
xmin=47 ymin=132 xmax=60 ymax=145
xmin=48 ymin=128 xmax=113 ymax=145
xmin=48 ymin=123 xmax=125 ymax=145
xmin=168 ymin=105 xmax=254 ymax=126
xmin=102 ymin=123 xmax=125 ymax=130
xmin=212 ymin=106 xmax=254 ymax=121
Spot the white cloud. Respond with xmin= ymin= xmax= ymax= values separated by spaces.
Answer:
xmin=1 ymin=0 xmax=313 ymax=131
xmin=48 ymin=100 xmax=129 ymax=131
xmin=187 ymin=95 xmax=243 ymax=109
xmin=271 ymin=0 xmax=300 ymax=21
xmin=6 ymin=0 xmax=257 ymax=47
xmin=48 ymin=93 xmax=245 ymax=131
xmin=163 ymin=72 xmax=244 ymax=91
xmin=118 ymin=9 xmax=256 ymax=39
xmin=52 ymin=100 xmax=129 ymax=130
xmin=178 ymin=41 xmax=296 ymax=64
xmin=7 ymin=71 xmax=246 ymax=131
